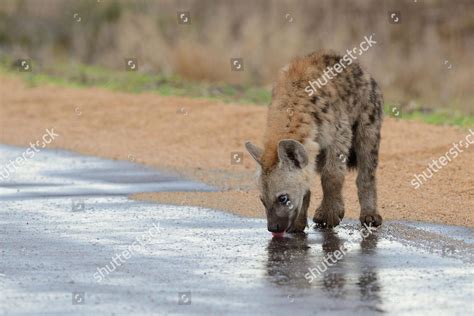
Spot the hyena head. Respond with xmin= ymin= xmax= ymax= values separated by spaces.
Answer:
xmin=245 ymin=139 xmax=312 ymax=233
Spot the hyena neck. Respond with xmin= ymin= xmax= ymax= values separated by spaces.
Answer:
xmin=300 ymin=138 xmax=319 ymax=179
xmin=261 ymin=77 xmax=320 ymax=173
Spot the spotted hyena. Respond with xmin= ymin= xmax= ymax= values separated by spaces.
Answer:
xmin=245 ymin=50 xmax=383 ymax=233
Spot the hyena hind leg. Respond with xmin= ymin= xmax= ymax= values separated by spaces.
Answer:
xmin=354 ymin=120 xmax=383 ymax=227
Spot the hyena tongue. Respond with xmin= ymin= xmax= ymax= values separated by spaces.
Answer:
xmin=271 ymin=232 xmax=285 ymax=238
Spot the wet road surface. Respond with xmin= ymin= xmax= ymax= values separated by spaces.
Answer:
xmin=0 ymin=145 xmax=473 ymax=315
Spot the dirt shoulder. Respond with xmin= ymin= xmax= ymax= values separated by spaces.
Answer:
xmin=1 ymin=75 xmax=473 ymax=227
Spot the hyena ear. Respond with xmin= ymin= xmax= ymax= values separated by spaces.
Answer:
xmin=278 ymin=139 xmax=308 ymax=169
xmin=245 ymin=141 xmax=263 ymax=165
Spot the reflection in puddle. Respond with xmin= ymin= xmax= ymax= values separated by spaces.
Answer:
xmin=266 ymin=234 xmax=312 ymax=287
xmin=266 ymin=229 xmax=383 ymax=312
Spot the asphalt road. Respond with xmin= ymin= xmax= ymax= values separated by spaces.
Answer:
xmin=0 ymin=145 xmax=473 ymax=315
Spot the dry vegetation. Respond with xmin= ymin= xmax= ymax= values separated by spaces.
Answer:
xmin=0 ymin=0 xmax=473 ymax=113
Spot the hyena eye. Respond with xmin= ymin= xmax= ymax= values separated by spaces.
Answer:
xmin=278 ymin=194 xmax=289 ymax=204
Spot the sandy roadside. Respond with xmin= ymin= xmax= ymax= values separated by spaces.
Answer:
xmin=0 ymin=75 xmax=473 ymax=227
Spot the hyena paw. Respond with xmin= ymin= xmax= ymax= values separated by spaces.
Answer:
xmin=313 ymin=205 xmax=344 ymax=228
xmin=359 ymin=213 xmax=383 ymax=227
xmin=287 ymin=218 xmax=308 ymax=233
xmin=286 ymin=225 xmax=306 ymax=233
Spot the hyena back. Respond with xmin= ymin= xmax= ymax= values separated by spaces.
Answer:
xmin=246 ymin=50 xmax=383 ymax=232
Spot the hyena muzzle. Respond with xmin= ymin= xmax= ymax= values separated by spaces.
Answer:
xmin=246 ymin=50 xmax=383 ymax=233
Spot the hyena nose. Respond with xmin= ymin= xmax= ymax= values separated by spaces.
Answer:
xmin=268 ymin=224 xmax=282 ymax=233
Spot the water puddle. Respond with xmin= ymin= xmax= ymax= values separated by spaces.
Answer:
xmin=0 ymin=145 xmax=472 ymax=315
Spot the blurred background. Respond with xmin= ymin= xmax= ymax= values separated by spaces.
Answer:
xmin=0 ymin=0 xmax=472 ymax=117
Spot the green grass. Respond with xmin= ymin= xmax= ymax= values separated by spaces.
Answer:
xmin=404 ymin=111 xmax=474 ymax=127
xmin=1 ymin=60 xmax=472 ymax=128
xmin=384 ymin=104 xmax=474 ymax=129
xmin=0 ymin=61 xmax=272 ymax=105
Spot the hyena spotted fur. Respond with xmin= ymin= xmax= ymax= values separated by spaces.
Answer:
xmin=246 ymin=50 xmax=383 ymax=233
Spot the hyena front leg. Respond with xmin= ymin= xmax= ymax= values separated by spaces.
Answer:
xmin=288 ymin=191 xmax=311 ymax=233
xmin=355 ymin=120 xmax=383 ymax=227
xmin=313 ymin=148 xmax=346 ymax=228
